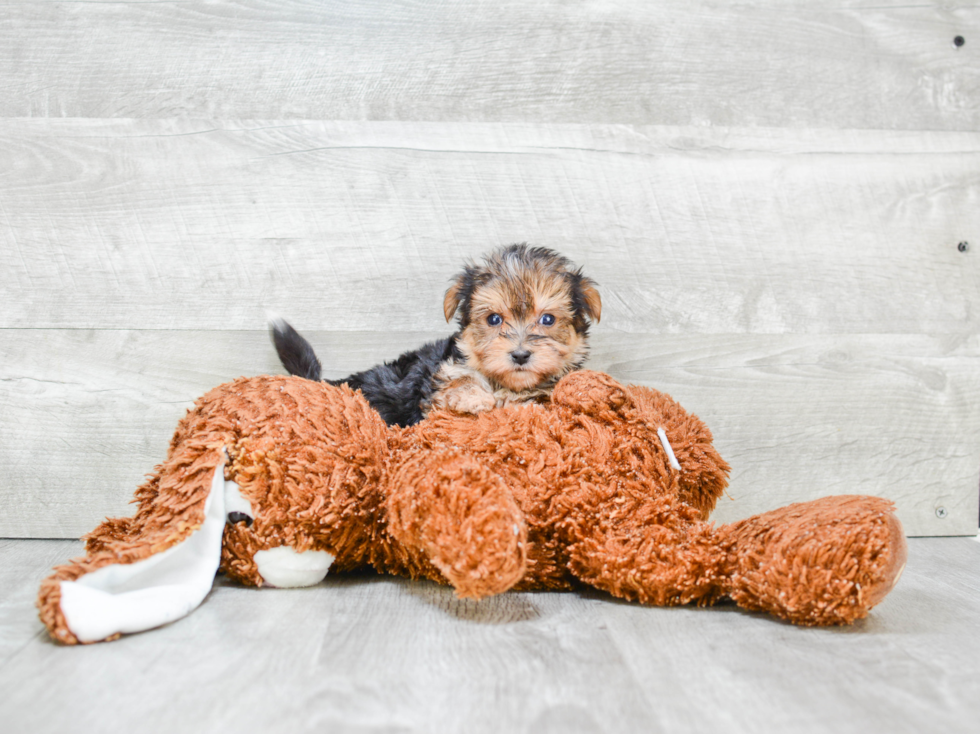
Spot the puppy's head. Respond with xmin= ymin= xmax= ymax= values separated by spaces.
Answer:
xmin=443 ymin=244 xmax=601 ymax=392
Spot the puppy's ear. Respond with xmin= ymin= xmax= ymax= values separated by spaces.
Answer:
xmin=443 ymin=278 xmax=464 ymax=322
xmin=579 ymin=278 xmax=602 ymax=323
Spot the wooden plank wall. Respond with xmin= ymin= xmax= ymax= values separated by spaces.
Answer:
xmin=1 ymin=1 xmax=978 ymax=538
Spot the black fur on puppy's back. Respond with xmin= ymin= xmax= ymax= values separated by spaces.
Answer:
xmin=337 ymin=337 xmax=458 ymax=427
xmin=269 ymin=317 xmax=459 ymax=427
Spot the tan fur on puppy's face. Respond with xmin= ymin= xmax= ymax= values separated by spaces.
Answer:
xmin=433 ymin=245 xmax=600 ymax=415
xmin=457 ymin=272 xmax=588 ymax=393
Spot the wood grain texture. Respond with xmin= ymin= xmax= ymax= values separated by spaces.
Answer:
xmin=2 ymin=329 xmax=977 ymax=538
xmin=1 ymin=6 xmax=977 ymax=545
xmin=2 ymin=537 xmax=979 ymax=733
xmin=0 ymin=1 xmax=977 ymax=129
xmin=1 ymin=120 xmax=978 ymax=334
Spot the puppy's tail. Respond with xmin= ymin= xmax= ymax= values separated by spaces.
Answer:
xmin=268 ymin=316 xmax=323 ymax=382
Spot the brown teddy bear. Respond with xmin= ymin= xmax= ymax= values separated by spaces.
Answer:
xmin=38 ymin=371 xmax=907 ymax=644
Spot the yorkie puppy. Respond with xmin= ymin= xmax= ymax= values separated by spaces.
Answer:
xmin=271 ymin=244 xmax=601 ymax=427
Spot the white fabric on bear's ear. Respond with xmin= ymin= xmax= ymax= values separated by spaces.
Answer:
xmin=59 ymin=457 xmax=228 ymax=643
xmin=254 ymin=546 xmax=334 ymax=588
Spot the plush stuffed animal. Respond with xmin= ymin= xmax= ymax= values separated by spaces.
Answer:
xmin=38 ymin=371 xmax=907 ymax=644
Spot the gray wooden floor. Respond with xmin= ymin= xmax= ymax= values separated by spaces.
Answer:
xmin=2 ymin=538 xmax=978 ymax=734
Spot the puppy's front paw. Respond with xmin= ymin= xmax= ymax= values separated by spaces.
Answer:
xmin=445 ymin=384 xmax=496 ymax=415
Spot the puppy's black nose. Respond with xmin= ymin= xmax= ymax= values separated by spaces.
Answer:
xmin=511 ymin=349 xmax=531 ymax=365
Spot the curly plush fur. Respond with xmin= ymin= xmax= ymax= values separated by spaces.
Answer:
xmin=38 ymin=371 xmax=907 ymax=644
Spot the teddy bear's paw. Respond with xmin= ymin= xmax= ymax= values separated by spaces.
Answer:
xmin=550 ymin=371 xmax=630 ymax=417
xmin=430 ymin=512 xmax=528 ymax=600
xmin=720 ymin=495 xmax=908 ymax=626
xmin=387 ymin=450 xmax=528 ymax=599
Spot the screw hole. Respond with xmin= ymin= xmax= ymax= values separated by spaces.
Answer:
xmin=954 ymin=36 xmax=965 ymax=47
xmin=958 ymin=241 xmax=969 ymax=253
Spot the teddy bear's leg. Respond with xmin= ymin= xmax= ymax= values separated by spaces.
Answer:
xmin=566 ymin=493 xmax=729 ymax=607
xmin=716 ymin=495 xmax=907 ymax=626
xmin=385 ymin=449 xmax=527 ymax=600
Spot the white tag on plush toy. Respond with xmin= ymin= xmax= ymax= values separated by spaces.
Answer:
xmin=657 ymin=427 xmax=682 ymax=471
xmin=59 ymin=457 xmax=228 ymax=643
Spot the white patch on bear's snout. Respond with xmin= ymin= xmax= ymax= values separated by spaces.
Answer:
xmin=254 ymin=546 xmax=335 ymax=588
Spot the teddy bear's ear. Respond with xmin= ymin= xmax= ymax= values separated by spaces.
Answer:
xmin=37 ymin=452 xmax=229 ymax=644
xmin=551 ymin=371 xmax=630 ymax=416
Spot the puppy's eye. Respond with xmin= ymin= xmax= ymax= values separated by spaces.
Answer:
xmin=487 ymin=313 xmax=503 ymax=326
xmin=538 ymin=313 xmax=556 ymax=326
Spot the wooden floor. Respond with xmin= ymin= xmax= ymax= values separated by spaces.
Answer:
xmin=2 ymin=537 xmax=978 ymax=734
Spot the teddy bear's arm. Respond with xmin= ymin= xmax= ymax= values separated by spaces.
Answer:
xmin=384 ymin=448 xmax=528 ymax=599
xmin=549 ymin=370 xmax=631 ymax=417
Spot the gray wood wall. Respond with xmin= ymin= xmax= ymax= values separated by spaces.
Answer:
xmin=1 ymin=1 xmax=978 ymax=538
